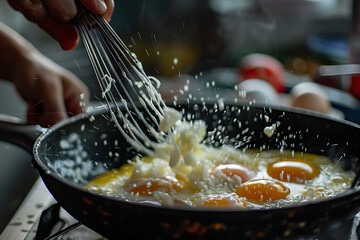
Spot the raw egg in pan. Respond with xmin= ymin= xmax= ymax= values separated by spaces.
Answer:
xmin=211 ymin=164 xmax=256 ymax=184
xmin=267 ymin=159 xmax=320 ymax=184
xmin=193 ymin=194 xmax=247 ymax=208
xmin=235 ymin=179 xmax=290 ymax=203
xmin=127 ymin=177 xmax=184 ymax=197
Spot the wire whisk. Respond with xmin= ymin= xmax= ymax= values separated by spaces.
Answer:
xmin=74 ymin=10 xmax=174 ymax=156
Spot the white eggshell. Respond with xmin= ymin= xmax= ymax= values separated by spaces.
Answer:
xmin=237 ymin=79 xmax=280 ymax=104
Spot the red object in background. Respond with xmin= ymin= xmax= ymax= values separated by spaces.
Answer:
xmin=238 ymin=53 xmax=285 ymax=93
xmin=350 ymin=75 xmax=360 ymax=99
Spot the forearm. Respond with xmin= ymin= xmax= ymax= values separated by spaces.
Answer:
xmin=0 ymin=22 xmax=38 ymax=81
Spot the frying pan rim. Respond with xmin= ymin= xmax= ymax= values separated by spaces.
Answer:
xmin=32 ymin=101 xmax=360 ymax=214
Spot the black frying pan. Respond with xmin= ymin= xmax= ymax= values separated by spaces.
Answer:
xmin=1 ymin=101 xmax=360 ymax=240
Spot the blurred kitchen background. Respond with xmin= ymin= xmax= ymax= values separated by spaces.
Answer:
xmin=0 ymin=0 xmax=359 ymax=231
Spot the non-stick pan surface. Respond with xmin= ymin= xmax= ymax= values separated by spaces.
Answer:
xmin=1 ymin=101 xmax=360 ymax=240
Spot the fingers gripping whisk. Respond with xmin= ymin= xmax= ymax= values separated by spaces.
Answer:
xmin=74 ymin=11 xmax=172 ymax=155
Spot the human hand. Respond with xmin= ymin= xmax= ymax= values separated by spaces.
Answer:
xmin=7 ymin=0 xmax=114 ymax=50
xmin=9 ymin=49 xmax=90 ymax=127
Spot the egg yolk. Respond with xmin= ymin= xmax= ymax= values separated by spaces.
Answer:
xmin=235 ymin=179 xmax=290 ymax=203
xmin=267 ymin=159 xmax=320 ymax=184
xmin=85 ymin=165 xmax=134 ymax=192
xmin=129 ymin=177 xmax=183 ymax=196
xmin=194 ymin=194 xmax=247 ymax=208
xmin=212 ymin=164 xmax=255 ymax=182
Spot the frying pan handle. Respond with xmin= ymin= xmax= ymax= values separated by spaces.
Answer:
xmin=0 ymin=114 xmax=46 ymax=154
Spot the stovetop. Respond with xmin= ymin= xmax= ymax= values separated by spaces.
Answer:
xmin=0 ymin=178 xmax=104 ymax=240
xmin=1 ymin=177 xmax=360 ymax=240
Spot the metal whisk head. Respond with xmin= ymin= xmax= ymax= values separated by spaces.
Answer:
xmin=74 ymin=11 xmax=169 ymax=156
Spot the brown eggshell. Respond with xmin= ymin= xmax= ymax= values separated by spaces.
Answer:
xmin=289 ymin=82 xmax=331 ymax=114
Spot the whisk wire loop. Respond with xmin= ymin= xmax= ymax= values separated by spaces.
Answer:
xmin=75 ymin=11 xmax=169 ymax=155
